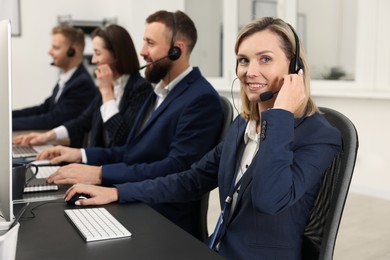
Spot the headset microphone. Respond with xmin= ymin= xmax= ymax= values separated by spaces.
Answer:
xmin=259 ymin=91 xmax=277 ymax=102
xmin=139 ymin=55 xmax=170 ymax=70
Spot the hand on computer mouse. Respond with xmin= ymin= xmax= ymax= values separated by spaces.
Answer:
xmin=66 ymin=193 xmax=91 ymax=206
xmin=65 ymin=184 xmax=119 ymax=206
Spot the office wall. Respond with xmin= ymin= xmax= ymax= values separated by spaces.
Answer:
xmin=185 ymin=0 xmax=223 ymax=77
xmin=314 ymin=96 xmax=390 ymax=200
xmin=298 ymin=0 xmax=356 ymax=79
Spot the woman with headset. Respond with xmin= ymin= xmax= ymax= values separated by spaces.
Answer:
xmin=13 ymin=24 xmax=152 ymax=148
xmin=64 ymin=17 xmax=342 ymax=259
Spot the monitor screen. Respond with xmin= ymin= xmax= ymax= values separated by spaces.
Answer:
xmin=0 ymin=19 xmax=13 ymax=222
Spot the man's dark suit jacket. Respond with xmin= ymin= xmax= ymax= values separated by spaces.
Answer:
xmin=64 ymin=72 xmax=152 ymax=148
xmin=12 ymin=64 xmax=97 ymax=130
xmin=85 ymin=67 xmax=224 ymax=240
xmin=114 ymin=109 xmax=342 ymax=259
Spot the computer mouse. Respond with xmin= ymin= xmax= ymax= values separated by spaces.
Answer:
xmin=67 ymin=193 xmax=91 ymax=206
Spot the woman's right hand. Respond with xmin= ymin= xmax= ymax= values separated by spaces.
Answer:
xmin=95 ymin=64 xmax=115 ymax=103
xmin=273 ymin=69 xmax=306 ymax=114
xmin=12 ymin=131 xmax=55 ymax=146
xmin=36 ymin=145 xmax=82 ymax=165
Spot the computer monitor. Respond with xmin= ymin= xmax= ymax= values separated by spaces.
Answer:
xmin=0 ymin=19 xmax=13 ymax=223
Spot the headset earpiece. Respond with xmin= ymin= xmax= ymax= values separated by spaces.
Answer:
xmin=168 ymin=46 xmax=181 ymax=61
xmin=288 ymin=24 xmax=304 ymax=74
xmin=289 ymin=56 xmax=303 ymax=74
xmin=168 ymin=12 xmax=181 ymax=61
xmin=67 ymin=47 xmax=75 ymax=57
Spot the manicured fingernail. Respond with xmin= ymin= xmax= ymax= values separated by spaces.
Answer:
xmin=75 ymin=201 xmax=81 ymax=206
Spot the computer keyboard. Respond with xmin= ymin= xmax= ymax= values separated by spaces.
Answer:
xmin=12 ymin=145 xmax=37 ymax=158
xmin=13 ymin=144 xmax=54 ymax=158
xmin=13 ymin=145 xmax=37 ymax=154
xmin=24 ymin=184 xmax=58 ymax=193
xmin=36 ymin=166 xmax=60 ymax=179
xmin=23 ymin=165 xmax=59 ymax=193
xmin=64 ymin=208 xmax=132 ymax=242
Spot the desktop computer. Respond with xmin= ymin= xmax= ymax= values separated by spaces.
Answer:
xmin=0 ymin=18 xmax=20 ymax=260
xmin=0 ymin=18 xmax=13 ymax=224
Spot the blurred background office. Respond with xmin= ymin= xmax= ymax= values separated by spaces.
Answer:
xmin=2 ymin=0 xmax=390 ymax=259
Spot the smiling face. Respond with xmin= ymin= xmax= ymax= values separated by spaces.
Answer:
xmin=236 ymin=29 xmax=290 ymax=103
xmin=48 ymin=33 xmax=71 ymax=69
xmin=91 ymin=36 xmax=116 ymax=70
xmin=140 ymin=22 xmax=173 ymax=83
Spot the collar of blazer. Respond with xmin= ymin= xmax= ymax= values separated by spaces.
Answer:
xmin=139 ymin=68 xmax=200 ymax=133
xmin=226 ymin=112 xmax=312 ymax=222
xmin=60 ymin=63 xmax=85 ymax=91
xmin=219 ymin=118 xmax=247 ymax=204
xmin=220 ymin=143 xmax=254 ymax=225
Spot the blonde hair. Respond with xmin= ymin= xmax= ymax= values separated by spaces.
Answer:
xmin=235 ymin=17 xmax=318 ymax=121
xmin=52 ymin=25 xmax=85 ymax=52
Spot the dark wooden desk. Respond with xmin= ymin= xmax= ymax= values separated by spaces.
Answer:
xmin=15 ymin=201 xmax=222 ymax=260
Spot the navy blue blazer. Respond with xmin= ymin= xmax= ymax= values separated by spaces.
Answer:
xmin=115 ymin=109 xmax=342 ymax=259
xmin=85 ymin=67 xmax=224 ymax=239
xmin=12 ymin=64 xmax=97 ymax=130
xmin=63 ymin=72 xmax=152 ymax=148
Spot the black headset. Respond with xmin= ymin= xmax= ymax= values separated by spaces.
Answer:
xmin=67 ymin=47 xmax=75 ymax=57
xmin=287 ymin=24 xmax=304 ymax=74
xmin=66 ymin=29 xmax=77 ymax=57
xmin=235 ymin=24 xmax=304 ymax=75
xmin=167 ymin=12 xmax=181 ymax=61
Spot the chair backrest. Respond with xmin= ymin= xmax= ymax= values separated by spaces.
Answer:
xmin=198 ymin=95 xmax=234 ymax=242
xmin=219 ymin=95 xmax=234 ymax=142
xmin=302 ymin=107 xmax=359 ymax=260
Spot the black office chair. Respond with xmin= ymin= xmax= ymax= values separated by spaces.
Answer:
xmin=218 ymin=95 xmax=234 ymax=142
xmin=198 ymin=95 xmax=234 ymax=241
xmin=302 ymin=107 xmax=359 ymax=260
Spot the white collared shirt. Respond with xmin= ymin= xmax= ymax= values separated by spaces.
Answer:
xmin=229 ymin=120 xmax=260 ymax=218
xmin=54 ymin=74 xmax=130 ymax=140
xmin=100 ymin=74 xmax=130 ymax=122
xmin=80 ymin=67 xmax=194 ymax=164
xmin=136 ymin=66 xmax=194 ymax=131
xmin=235 ymin=120 xmax=260 ymax=185
xmin=153 ymin=66 xmax=193 ymax=109
xmin=54 ymin=67 xmax=77 ymax=103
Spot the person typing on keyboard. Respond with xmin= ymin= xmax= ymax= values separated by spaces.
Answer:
xmin=13 ymin=25 xmax=152 ymax=149
xmin=36 ymin=10 xmax=224 ymax=242
xmin=62 ymin=17 xmax=342 ymax=259
xmin=12 ymin=25 xmax=97 ymax=131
